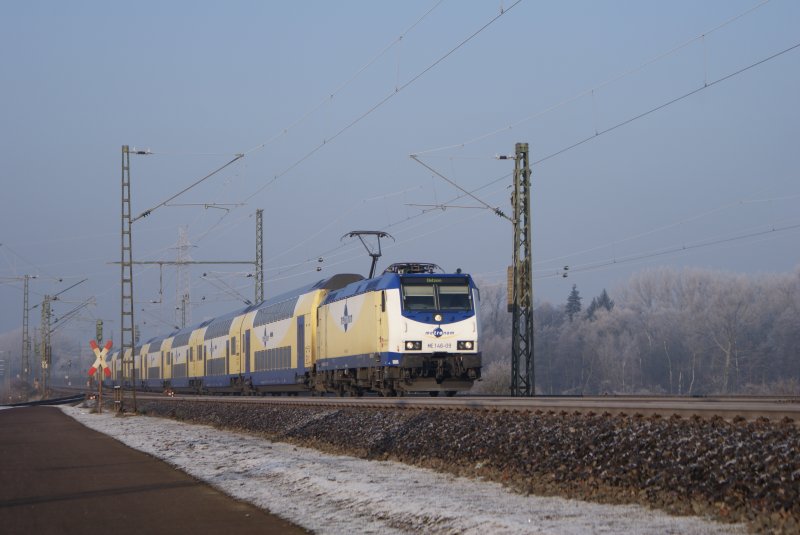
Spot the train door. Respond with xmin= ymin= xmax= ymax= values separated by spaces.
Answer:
xmin=296 ymin=316 xmax=305 ymax=373
xmin=195 ymin=344 xmax=201 ymax=378
xmin=378 ymin=291 xmax=385 ymax=354
xmin=244 ymin=329 xmax=251 ymax=374
xmin=230 ymin=335 xmax=238 ymax=374
xmin=304 ymin=315 xmax=312 ymax=369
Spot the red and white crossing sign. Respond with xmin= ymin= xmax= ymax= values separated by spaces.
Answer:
xmin=89 ymin=340 xmax=113 ymax=377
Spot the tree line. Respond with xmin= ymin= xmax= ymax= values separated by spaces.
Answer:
xmin=474 ymin=266 xmax=800 ymax=396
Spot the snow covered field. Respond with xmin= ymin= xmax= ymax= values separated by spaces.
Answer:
xmin=61 ymin=405 xmax=744 ymax=534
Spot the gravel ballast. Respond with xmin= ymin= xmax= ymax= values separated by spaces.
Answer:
xmin=136 ymin=400 xmax=799 ymax=533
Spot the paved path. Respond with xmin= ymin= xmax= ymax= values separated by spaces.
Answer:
xmin=0 ymin=406 xmax=307 ymax=534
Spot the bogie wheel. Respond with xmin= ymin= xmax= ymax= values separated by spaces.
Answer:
xmin=446 ymin=390 xmax=457 ymax=397
xmin=429 ymin=391 xmax=440 ymax=397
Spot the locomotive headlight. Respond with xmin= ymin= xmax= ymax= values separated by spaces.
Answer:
xmin=434 ymin=314 xmax=443 ymax=322
xmin=457 ymin=340 xmax=475 ymax=350
xmin=405 ymin=341 xmax=422 ymax=350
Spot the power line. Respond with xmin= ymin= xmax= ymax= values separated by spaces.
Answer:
xmin=264 ymin=175 xmax=509 ymax=280
xmin=170 ymin=205 xmax=373 ymax=281
xmin=99 ymin=2 xmax=447 ymax=284
xmin=268 ymin=171 xmax=513 ymax=279
xmin=243 ymin=0 xmax=522 ymax=203
xmin=265 ymin=187 xmax=422 ymax=266
xmin=243 ymin=0 xmax=446 ymax=156
xmin=411 ymin=0 xmax=772 ymax=157
xmin=405 ymin=203 xmax=488 ymax=210
xmin=121 ymin=2 xmax=463 ymax=264
xmin=109 ymin=3 xmax=520 ymax=292
xmin=400 ymin=38 xmax=800 ymax=246
xmin=133 ymin=154 xmax=244 ymax=222
xmin=535 ymin=222 xmax=800 ymax=280
xmin=0 ymin=243 xmax=64 ymax=282
xmin=533 ymin=193 xmax=800 ymax=269
xmin=123 ymin=4 xmax=794 ymax=303
xmin=199 ymin=273 xmax=253 ymax=305
xmin=409 ymin=155 xmax=512 ymax=221
xmin=533 ymin=40 xmax=800 ymax=167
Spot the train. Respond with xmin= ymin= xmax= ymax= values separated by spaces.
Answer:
xmin=103 ymin=263 xmax=482 ymax=397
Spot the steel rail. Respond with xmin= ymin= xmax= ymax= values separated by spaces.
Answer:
xmin=123 ymin=392 xmax=799 ymax=422
xmin=1 ymin=394 xmax=86 ymax=408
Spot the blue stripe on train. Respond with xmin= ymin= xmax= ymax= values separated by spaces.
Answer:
xmin=202 ymin=375 xmax=233 ymax=388
xmin=170 ymin=377 xmax=190 ymax=388
xmin=315 ymin=352 xmax=402 ymax=371
xmin=155 ymin=352 xmax=405 ymax=388
xmin=199 ymin=372 xmax=300 ymax=388
xmin=249 ymin=369 xmax=301 ymax=386
xmin=144 ymin=379 xmax=163 ymax=389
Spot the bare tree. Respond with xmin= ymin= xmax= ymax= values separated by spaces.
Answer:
xmin=476 ymin=266 xmax=799 ymax=396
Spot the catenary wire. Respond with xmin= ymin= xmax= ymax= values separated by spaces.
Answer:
xmin=533 ymin=193 xmax=800 ymax=268
xmin=533 ymin=222 xmax=800 ymax=280
xmin=115 ymin=4 xmax=792 ymax=314
xmin=242 ymin=0 xmax=522 ymax=203
xmin=242 ymin=0 xmax=446 ymax=156
xmin=411 ymin=0 xmax=772 ymax=157
xmin=533 ymin=41 xmax=800 ymax=167
xmin=401 ymin=39 xmax=800 ymax=246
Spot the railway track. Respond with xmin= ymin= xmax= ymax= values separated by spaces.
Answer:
xmin=84 ymin=391 xmax=799 ymax=422
xmin=1 ymin=394 xmax=86 ymax=408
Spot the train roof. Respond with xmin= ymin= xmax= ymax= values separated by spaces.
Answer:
xmin=249 ymin=273 xmax=364 ymax=309
xmin=112 ymin=274 xmax=366 ymax=351
xmin=321 ymin=267 xmax=474 ymax=305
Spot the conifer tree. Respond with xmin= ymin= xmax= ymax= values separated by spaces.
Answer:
xmin=597 ymin=289 xmax=614 ymax=311
xmin=565 ymin=284 xmax=582 ymax=322
xmin=586 ymin=289 xmax=614 ymax=320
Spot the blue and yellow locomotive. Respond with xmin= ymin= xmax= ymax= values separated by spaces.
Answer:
xmin=105 ymin=263 xmax=481 ymax=396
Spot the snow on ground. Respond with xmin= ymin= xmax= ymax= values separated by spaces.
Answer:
xmin=61 ymin=405 xmax=745 ymax=535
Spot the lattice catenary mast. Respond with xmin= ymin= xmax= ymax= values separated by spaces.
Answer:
xmin=22 ymin=275 xmax=32 ymax=383
xmin=39 ymin=295 xmax=52 ymax=394
xmin=255 ymin=208 xmax=264 ymax=304
xmin=176 ymin=226 xmax=192 ymax=327
xmin=509 ymin=142 xmax=534 ymax=396
xmin=121 ymin=145 xmax=137 ymax=411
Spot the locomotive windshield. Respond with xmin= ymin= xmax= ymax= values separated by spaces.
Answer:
xmin=401 ymin=277 xmax=472 ymax=311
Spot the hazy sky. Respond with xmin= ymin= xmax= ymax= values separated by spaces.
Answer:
xmin=1 ymin=0 xmax=798 ymax=343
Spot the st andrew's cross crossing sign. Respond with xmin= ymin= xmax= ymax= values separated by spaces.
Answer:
xmin=89 ymin=339 xmax=113 ymax=377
